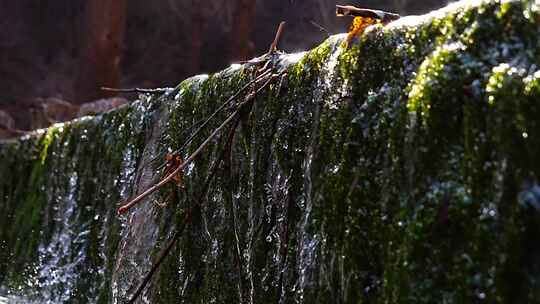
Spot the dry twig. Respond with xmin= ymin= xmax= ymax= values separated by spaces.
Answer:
xmin=122 ymin=21 xmax=287 ymax=303
xmin=172 ymin=69 xmax=273 ymax=156
xmin=268 ymin=21 xmax=286 ymax=53
xmin=308 ymin=19 xmax=330 ymax=37
xmin=117 ymin=73 xmax=278 ymax=215
xmin=101 ymin=87 xmax=172 ymax=94
xmin=336 ymin=5 xmax=400 ymax=24
xmin=127 ymin=116 xmax=242 ymax=304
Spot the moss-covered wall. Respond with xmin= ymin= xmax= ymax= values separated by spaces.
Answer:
xmin=1 ymin=0 xmax=540 ymax=303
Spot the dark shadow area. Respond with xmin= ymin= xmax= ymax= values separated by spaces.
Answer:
xmin=0 ymin=0 xmax=448 ymax=134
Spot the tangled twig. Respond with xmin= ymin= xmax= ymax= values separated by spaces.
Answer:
xmin=172 ymin=69 xmax=273 ymax=157
xmin=122 ymin=21 xmax=287 ymax=304
xmin=117 ymin=73 xmax=278 ymax=215
xmin=126 ymin=115 xmax=242 ymax=304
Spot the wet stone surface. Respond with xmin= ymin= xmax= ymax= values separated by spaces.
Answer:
xmin=1 ymin=0 xmax=540 ymax=303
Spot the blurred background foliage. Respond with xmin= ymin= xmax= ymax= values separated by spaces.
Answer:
xmin=0 ymin=0 xmax=447 ymax=133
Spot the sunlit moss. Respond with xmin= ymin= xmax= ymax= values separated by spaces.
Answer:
xmin=407 ymin=43 xmax=462 ymax=117
xmin=524 ymin=70 xmax=540 ymax=95
xmin=39 ymin=124 xmax=63 ymax=164
xmin=486 ymin=63 xmax=521 ymax=106
xmin=2 ymin=0 xmax=540 ymax=303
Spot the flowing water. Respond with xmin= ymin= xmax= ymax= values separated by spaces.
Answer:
xmin=2 ymin=0 xmax=540 ymax=302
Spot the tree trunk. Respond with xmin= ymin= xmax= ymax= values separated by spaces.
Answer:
xmin=188 ymin=1 xmax=205 ymax=76
xmin=229 ymin=0 xmax=257 ymax=62
xmin=75 ymin=0 xmax=127 ymax=103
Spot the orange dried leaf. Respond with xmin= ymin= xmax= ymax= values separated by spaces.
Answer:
xmin=346 ymin=16 xmax=378 ymax=47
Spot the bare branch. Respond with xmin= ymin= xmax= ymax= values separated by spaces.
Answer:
xmin=268 ymin=21 xmax=286 ymax=53
xmin=101 ymin=87 xmax=171 ymax=94
xmin=117 ymin=72 xmax=279 ymax=215
xmin=126 ymin=102 xmax=243 ymax=304
xmin=336 ymin=5 xmax=400 ymax=24
xmin=308 ymin=20 xmax=330 ymax=37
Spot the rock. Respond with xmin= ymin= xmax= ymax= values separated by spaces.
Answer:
xmin=29 ymin=107 xmax=53 ymax=130
xmin=0 ymin=110 xmax=26 ymax=141
xmin=77 ymin=97 xmax=128 ymax=117
xmin=38 ymin=97 xmax=79 ymax=123
xmin=2 ymin=1 xmax=540 ymax=303
xmin=0 ymin=128 xmax=25 ymax=141
xmin=0 ymin=110 xmax=15 ymax=130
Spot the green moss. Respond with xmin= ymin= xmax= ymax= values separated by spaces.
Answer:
xmin=39 ymin=125 xmax=59 ymax=164
xmin=153 ymin=1 xmax=540 ymax=302
xmin=2 ymin=0 xmax=540 ymax=303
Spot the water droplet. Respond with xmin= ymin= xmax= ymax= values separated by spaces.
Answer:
xmin=229 ymin=63 xmax=242 ymax=71
xmin=518 ymin=183 xmax=540 ymax=210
